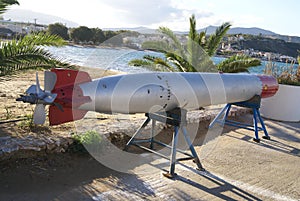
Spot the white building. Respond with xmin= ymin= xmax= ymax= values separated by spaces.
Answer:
xmin=0 ymin=20 xmax=47 ymax=35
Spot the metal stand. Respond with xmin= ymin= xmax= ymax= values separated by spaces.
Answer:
xmin=209 ymin=95 xmax=270 ymax=143
xmin=124 ymin=108 xmax=204 ymax=178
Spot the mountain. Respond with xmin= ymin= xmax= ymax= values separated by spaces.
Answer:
xmin=199 ymin=26 xmax=300 ymax=43
xmin=102 ymin=26 xmax=279 ymax=36
xmin=2 ymin=9 xmax=79 ymax=27
xmin=122 ymin=26 xmax=300 ymax=44
xmin=103 ymin=26 xmax=159 ymax=34
xmin=229 ymin=27 xmax=276 ymax=35
xmin=197 ymin=26 xmax=276 ymax=35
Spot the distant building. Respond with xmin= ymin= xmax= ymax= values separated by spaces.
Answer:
xmin=0 ymin=20 xmax=47 ymax=35
xmin=0 ymin=27 xmax=14 ymax=37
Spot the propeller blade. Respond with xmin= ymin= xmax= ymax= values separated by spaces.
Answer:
xmin=44 ymin=71 xmax=57 ymax=92
xmin=33 ymin=104 xmax=46 ymax=125
xmin=43 ymin=93 xmax=57 ymax=103
xmin=25 ymin=85 xmax=37 ymax=94
xmin=36 ymin=72 xmax=41 ymax=94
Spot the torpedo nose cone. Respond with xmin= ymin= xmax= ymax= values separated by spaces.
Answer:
xmin=257 ymin=75 xmax=279 ymax=98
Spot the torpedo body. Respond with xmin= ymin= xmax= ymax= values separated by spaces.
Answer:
xmin=78 ymin=72 xmax=275 ymax=113
xmin=17 ymin=68 xmax=278 ymax=125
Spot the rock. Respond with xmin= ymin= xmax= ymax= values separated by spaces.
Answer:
xmin=65 ymin=138 xmax=74 ymax=145
xmin=43 ymin=137 xmax=54 ymax=144
xmin=0 ymin=136 xmax=11 ymax=141
xmin=54 ymin=147 xmax=65 ymax=153
xmin=22 ymin=146 xmax=41 ymax=151
xmin=36 ymin=140 xmax=46 ymax=149
xmin=46 ymin=143 xmax=56 ymax=151
xmin=2 ymin=144 xmax=19 ymax=153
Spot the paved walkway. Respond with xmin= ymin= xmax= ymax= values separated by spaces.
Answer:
xmin=1 ymin=114 xmax=299 ymax=201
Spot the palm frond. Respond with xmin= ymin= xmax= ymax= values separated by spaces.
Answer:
xmin=0 ymin=34 xmax=71 ymax=76
xmin=20 ymin=32 xmax=67 ymax=47
xmin=158 ymin=26 xmax=186 ymax=60
xmin=217 ymin=54 xmax=261 ymax=73
xmin=141 ymin=41 xmax=171 ymax=53
xmin=144 ymin=55 xmax=174 ymax=71
xmin=198 ymin=31 xmax=206 ymax=47
xmin=0 ymin=0 xmax=19 ymax=14
xmin=206 ymin=22 xmax=231 ymax=56
xmin=159 ymin=27 xmax=182 ymax=50
xmin=166 ymin=52 xmax=189 ymax=72
xmin=189 ymin=14 xmax=198 ymax=41
xmin=128 ymin=59 xmax=152 ymax=67
xmin=187 ymin=15 xmax=200 ymax=70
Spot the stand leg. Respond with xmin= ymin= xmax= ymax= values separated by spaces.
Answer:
xmin=223 ymin=104 xmax=232 ymax=121
xmin=257 ymin=110 xmax=270 ymax=140
xmin=209 ymin=104 xmax=231 ymax=128
xmin=124 ymin=117 xmax=151 ymax=150
xmin=163 ymin=126 xmax=179 ymax=178
xmin=126 ymin=108 xmax=206 ymax=178
xmin=181 ymin=127 xmax=204 ymax=171
xmin=150 ymin=120 xmax=156 ymax=149
xmin=252 ymin=109 xmax=260 ymax=143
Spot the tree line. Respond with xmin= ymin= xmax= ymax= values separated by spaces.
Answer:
xmin=47 ymin=23 xmax=138 ymax=45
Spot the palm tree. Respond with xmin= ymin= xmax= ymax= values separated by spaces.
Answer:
xmin=0 ymin=0 xmax=19 ymax=14
xmin=130 ymin=15 xmax=221 ymax=72
xmin=0 ymin=1 xmax=72 ymax=75
xmin=129 ymin=14 xmax=260 ymax=73
xmin=0 ymin=32 xmax=71 ymax=75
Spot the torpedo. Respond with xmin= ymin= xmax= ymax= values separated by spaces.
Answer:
xmin=16 ymin=68 xmax=278 ymax=125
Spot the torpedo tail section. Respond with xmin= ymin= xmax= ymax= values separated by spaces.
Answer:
xmin=49 ymin=68 xmax=92 ymax=125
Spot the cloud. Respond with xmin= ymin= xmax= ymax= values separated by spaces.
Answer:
xmin=98 ymin=0 xmax=214 ymax=27
xmin=98 ymin=0 xmax=177 ymax=24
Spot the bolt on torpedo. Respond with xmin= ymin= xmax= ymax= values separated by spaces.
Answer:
xmin=17 ymin=68 xmax=278 ymax=125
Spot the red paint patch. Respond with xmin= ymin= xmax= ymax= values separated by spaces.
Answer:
xmin=257 ymin=75 xmax=279 ymax=98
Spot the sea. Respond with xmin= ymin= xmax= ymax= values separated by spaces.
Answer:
xmin=45 ymin=45 xmax=292 ymax=74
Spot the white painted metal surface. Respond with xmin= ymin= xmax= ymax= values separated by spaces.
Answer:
xmin=79 ymin=72 xmax=263 ymax=114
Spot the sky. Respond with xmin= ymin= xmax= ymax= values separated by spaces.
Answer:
xmin=6 ymin=0 xmax=300 ymax=36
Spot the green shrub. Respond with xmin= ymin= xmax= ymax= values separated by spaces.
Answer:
xmin=265 ymin=60 xmax=300 ymax=86
xmin=71 ymin=130 xmax=105 ymax=153
xmin=4 ymin=106 xmax=13 ymax=120
xmin=17 ymin=114 xmax=34 ymax=129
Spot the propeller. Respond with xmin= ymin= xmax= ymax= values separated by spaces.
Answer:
xmin=34 ymin=104 xmax=46 ymax=125
xmin=17 ymin=71 xmax=57 ymax=125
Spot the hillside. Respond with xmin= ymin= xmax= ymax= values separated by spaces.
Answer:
xmin=199 ymin=26 xmax=276 ymax=35
xmin=3 ymin=9 xmax=78 ymax=27
xmin=104 ymin=26 xmax=300 ymax=45
xmin=267 ymin=34 xmax=300 ymax=44
xmin=232 ymin=37 xmax=300 ymax=58
xmin=198 ymin=26 xmax=300 ymax=44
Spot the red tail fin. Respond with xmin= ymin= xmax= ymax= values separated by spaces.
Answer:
xmin=49 ymin=68 xmax=92 ymax=125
